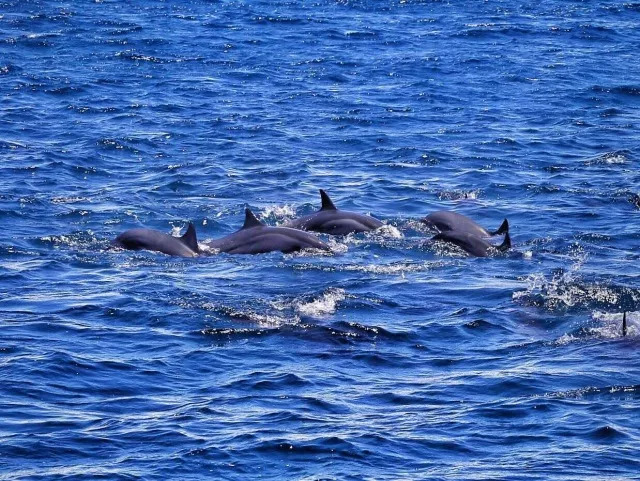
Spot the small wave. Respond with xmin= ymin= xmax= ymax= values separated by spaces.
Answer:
xmin=38 ymin=231 xmax=100 ymax=250
xmin=251 ymin=15 xmax=306 ymax=25
xmin=201 ymin=302 xmax=299 ymax=328
xmin=284 ymin=245 xmax=340 ymax=258
xmin=438 ymin=189 xmax=481 ymax=201
xmin=295 ymin=288 xmax=346 ymax=318
xmin=464 ymin=319 xmax=500 ymax=330
xmin=513 ymin=271 xmax=639 ymax=312
xmin=96 ymin=138 xmax=140 ymax=154
xmin=344 ymin=29 xmax=378 ymax=38
xmin=540 ymin=384 xmax=640 ymax=400
xmin=336 ymin=260 xmax=448 ymax=275
xmin=51 ymin=196 xmax=90 ymax=205
xmin=588 ymin=425 xmax=628 ymax=441
xmin=591 ymin=85 xmax=640 ymax=96
xmin=458 ymin=24 xmax=534 ymax=38
xmin=0 ymin=63 xmax=20 ymax=75
xmin=200 ymin=326 xmax=276 ymax=340
xmin=333 ymin=320 xmax=411 ymax=342
xmin=330 ymin=115 xmax=373 ymax=125
xmin=0 ymin=139 xmax=28 ymax=150
xmin=224 ymin=372 xmax=310 ymax=391
xmin=554 ymin=311 xmax=636 ymax=345
xmin=583 ymin=150 xmax=630 ymax=166
xmin=115 ymin=50 xmax=164 ymax=63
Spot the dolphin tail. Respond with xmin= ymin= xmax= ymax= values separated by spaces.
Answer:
xmin=491 ymin=219 xmax=509 ymax=236
xmin=319 ymin=189 xmax=337 ymax=211
xmin=181 ymin=223 xmax=199 ymax=253
xmin=623 ymin=311 xmax=628 ymax=337
xmin=497 ymin=231 xmax=511 ymax=252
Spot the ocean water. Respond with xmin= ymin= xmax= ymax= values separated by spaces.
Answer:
xmin=2 ymin=0 xmax=640 ymax=479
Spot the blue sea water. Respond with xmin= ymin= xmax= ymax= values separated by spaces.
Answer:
xmin=2 ymin=0 xmax=640 ymax=479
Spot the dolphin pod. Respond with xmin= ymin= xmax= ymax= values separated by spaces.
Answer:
xmin=110 ymin=192 xmax=635 ymax=337
xmin=112 ymin=208 xmax=328 ymax=257
xmin=112 ymin=189 xmax=511 ymax=258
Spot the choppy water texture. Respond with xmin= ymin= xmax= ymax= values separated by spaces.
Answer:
xmin=2 ymin=1 xmax=640 ymax=479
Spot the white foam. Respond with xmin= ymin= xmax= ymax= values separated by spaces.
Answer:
xmin=340 ymin=260 xmax=446 ymax=275
xmin=585 ymin=151 xmax=628 ymax=165
xmin=202 ymin=302 xmax=299 ymax=328
xmin=197 ymin=243 xmax=219 ymax=254
xmin=296 ymin=288 xmax=347 ymax=317
xmin=375 ymin=224 xmax=403 ymax=239
xmin=51 ymin=196 xmax=89 ymax=204
xmin=262 ymin=204 xmax=296 ymax=220
xmin=553 ymin=312 xmax=636 ymax=346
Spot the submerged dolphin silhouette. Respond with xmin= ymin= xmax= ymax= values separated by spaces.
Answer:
xmin=422 ymin=211 xmax=509 ymax=237
xmin=432 ymin=230 xmax=511 ymax=257
xmin=286 ymin=189 xmax=383 ymax=235
xmin=113 ymin=223 xmax=199 ymax=257
xmin=204 ymin=209 xmax=330 ymax=254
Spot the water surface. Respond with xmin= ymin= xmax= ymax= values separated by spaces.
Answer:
xmin=2 ymin=1 xmax=640 ymax=479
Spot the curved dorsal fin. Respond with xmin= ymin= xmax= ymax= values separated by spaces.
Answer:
xmin=180 ymin=223 xmax=199 ymax=253
xmin=319 ymin=189 xmax=337 ymax=211
xmin=242 ymin=208 xmax=264 ymax=229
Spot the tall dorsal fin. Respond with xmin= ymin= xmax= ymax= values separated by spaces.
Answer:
xmin=623 ymin=311 xmax=628 ymax=337
xmin=319 ymin=189 xmax=337 ymax=211
xmin=180 ymin=223 xmax=199 ymax=253
xmin=242 ymin=208 xmax=264 ymax=229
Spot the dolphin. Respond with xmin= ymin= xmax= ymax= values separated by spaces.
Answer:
xmin=286 ymin=189 xmax=383 ymax=235
xmin=113 ymin=223 xmax=199 ymax=257
xmin=204 ymin=209 xmax=330 ymax=254
xmin=432 ymin=230 xmax=511 ymax=257
xmin=422 ymin=211 xmax=509 ymax=238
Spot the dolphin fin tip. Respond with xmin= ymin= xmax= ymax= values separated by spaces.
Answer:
xmin=492 ymin=218 xmax=509 ymax=236
xmin=242 ymin=208 xmax=264 ymax=229
xmin=319 ymin=189 xmax=337 ymax=211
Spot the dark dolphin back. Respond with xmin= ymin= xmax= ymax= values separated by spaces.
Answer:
xmin=286 ymin=189 xmax=382 ymax=235
xmin=423 ymin=211 xmax=509 ymax=238
xmin=432 ymin=231 xmax=492 ymax=257
xmin=203 ymin=208 xmax=329 ymax=254
xmin=432 ymin=230 xmax=512 ymax=257
xmin=113 ymin=224 xmax=199 ymax=257
xmin=423 ymin=211 xmax=490 ymax=237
